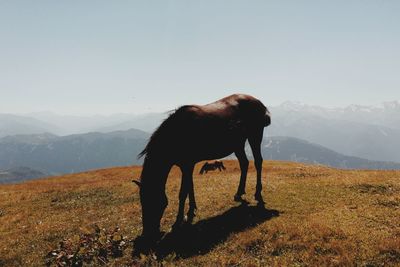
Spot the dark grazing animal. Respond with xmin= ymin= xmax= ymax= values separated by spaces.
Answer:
xmin=199 ymin=160 xmax=226 ymax=174
xmin=134 ymin=94 xmax=271 ymax=241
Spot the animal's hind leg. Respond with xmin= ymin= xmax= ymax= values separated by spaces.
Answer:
xmin=187 ymin=174 xmax=197 ymax=223
xmin=234 ymin=147 xmax=249 ymax=202
xmin=249 ymin=128 xmax=265 ymax=203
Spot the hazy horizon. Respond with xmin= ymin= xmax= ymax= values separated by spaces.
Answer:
xmin=1 ymin=1 xmax=399 ymax=115
xmin=0 ymin=98 xmax=396 ymax=117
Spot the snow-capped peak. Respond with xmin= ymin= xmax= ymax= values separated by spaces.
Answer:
xmin=382 ymin=100 xmax=400 ymax=110
xmin=345 ymin=104 xmax=377 ymax=113
xmin=279 ymin=101 xmax=307 ymax=111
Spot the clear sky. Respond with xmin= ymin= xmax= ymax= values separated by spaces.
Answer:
xmin=1 ymin=1 xmax=399 ymax=115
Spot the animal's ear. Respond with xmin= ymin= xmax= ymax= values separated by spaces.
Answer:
xmin=132 ymin=179 xmax=141 ymax=188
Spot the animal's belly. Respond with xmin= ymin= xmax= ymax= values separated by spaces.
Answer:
xmin=172 ymin=116 xmax=247 ymax=163
xmin=189 ymin=133 xmax=244 ymax=161
xmin=197 ymin=146 xmax=234 ymax=160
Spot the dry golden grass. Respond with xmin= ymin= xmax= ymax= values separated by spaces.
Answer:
xmin=1 ymin=160 xmax=400 ymax=266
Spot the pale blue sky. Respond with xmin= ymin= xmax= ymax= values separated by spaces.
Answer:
xmin=1 ymin=1 xmax=399 ymax=115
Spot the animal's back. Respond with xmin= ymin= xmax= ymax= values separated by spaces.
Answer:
xmin=139 ymin=94 xmax=269 ymax=162
xmin=168 ymin=94 xmax=267 ymax=160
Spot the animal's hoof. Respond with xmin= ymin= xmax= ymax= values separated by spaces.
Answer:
xmin=234 ymin=195 xmax=249 ymax=205
xmin=234 ymin=194 xmax=242 ymax=202
xmin=133 ymin=230 xmax=165 ymax=255
xmin=171 ymin=223 xmax=181 ymax=232
xmin=187 ymin=212 xmax=196 ymax=224
xmin=255 ymin=194 xmax=265 ymax=204
xmin=133 ymin=236 xmax=152 ymax=255
xmin=257 ymin=201 xmax=265 ymax=209
xmin=172 ymin=219 xmax=184 ymax=231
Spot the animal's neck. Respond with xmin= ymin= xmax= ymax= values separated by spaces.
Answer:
xmin=141 ymin=156 xmax=172 ymax=190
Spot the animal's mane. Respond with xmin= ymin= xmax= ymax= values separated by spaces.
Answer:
xmin=138 ymin=105 xmax=192 ymax=159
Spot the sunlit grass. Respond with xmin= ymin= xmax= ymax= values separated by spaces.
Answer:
xmin=0 ymin=161 xmax=399 ymax=266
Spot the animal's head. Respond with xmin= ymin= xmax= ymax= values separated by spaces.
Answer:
xmin=133 ymin=178 xmax=168 ymax=240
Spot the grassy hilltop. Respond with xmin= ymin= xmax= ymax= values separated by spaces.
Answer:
xmin=0 ymin=160 xmax=399 ymax=266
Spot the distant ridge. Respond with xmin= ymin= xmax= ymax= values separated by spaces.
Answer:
xmin=262 ymin=136 xmax=400 ymax=170
xmin=1 ymin=129 xmax=400 ymax=185
xmin=3 ymin=100 xmax=400 ymax=163
xmin=0 ymin=128 xmax=150 ymax=177
xmin=0 ymin=114 xmax=62 ymax=138
xmin=0 ymin=166 xmax=49 ymax=184
xmin=269 ymin=101 xmax=400 ymax=162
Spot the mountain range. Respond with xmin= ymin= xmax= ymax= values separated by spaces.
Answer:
xmin=0 ymin=166 xmax=49 ymax=184
xmin=1 ymin=128 xmax=400 ymax=184
xmin=2 ymin=100 xmax=400 ymax=183
xmin=261 ymin=136 xmax=400 ymax=170
xmin=5 ymin=101 xmax=400 ymax=163
xmin=0 ymin=129 xmax=148 ymax=177
xmin=0 ymin=114 xmax=62 ymax=138
xmin=268 ymin=101 xmax=400 ymax=162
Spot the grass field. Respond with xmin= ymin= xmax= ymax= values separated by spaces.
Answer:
xmin=0 ymin=160 xmax=399 ymax=266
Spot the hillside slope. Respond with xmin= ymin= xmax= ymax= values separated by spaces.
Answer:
xmin=0 ymin=161 xmax=399 ymax=266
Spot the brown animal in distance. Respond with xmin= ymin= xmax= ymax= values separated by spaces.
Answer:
xmin=199 ymin=160 xmax=226 ymax=174
xmin=134 ymin=94 xmax=271 ymax=241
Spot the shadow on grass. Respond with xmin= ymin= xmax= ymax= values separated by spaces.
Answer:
xmin=133 ymin=203 xmax=279 ymax=259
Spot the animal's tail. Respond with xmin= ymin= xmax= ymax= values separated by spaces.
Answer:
xmin=265 ymin=109 xmax=271 ymax=126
